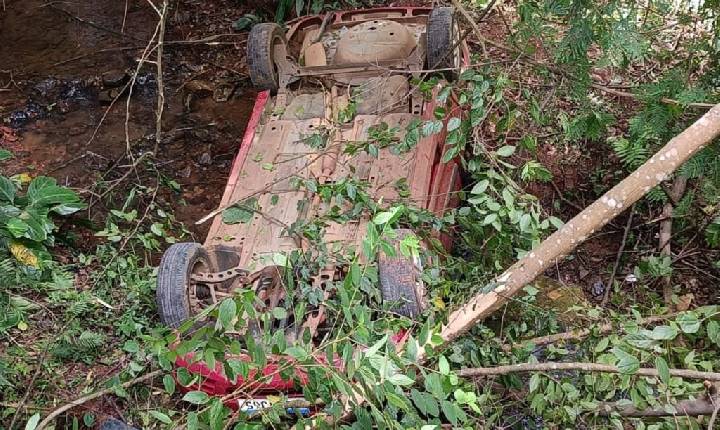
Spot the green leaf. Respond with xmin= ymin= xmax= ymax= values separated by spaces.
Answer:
xmin=496 ymin=145 xmax=516 ymax=157
xmin=217 ymin=298 xmax=236 ymax=330
xmin=446 ymin=117 xmax=461 ymax=132
xmin=388 ymin=373 xmax=415 ymax=386
xmin=25 ymin=413 xmax=40 ymax=430
xmin=594 ymin=337 xmax=610 ymax=353
xmin=529 ymin=373 xmax=541 ymax=393
xmin=364 ymin=334 xmax=388 ymax=358
xmin=27 ymin=176 xmax=83 ymax=210
xmin=612 ymin=347 xmax=640 ymax=375
xmin=272 ymin=307 xmax=287 ymax=319
xmin=285 ymin=346 xmax=309 ymax=360
xmin=677 ymin=312 xmax=701 ymax=334
xmin=221 ymin=197 xmax=258 ymax=224
xmin=655 ymin=356 xmax=670 ymax=384
xmin=123 ymin=340 xmax=139 ymax=353
xmin=149 ymin=410 xmax=172 ymax=424
xmin=150 ymin=223 xmax=164 ymax=236
xmin=470 ymin=179 xmax=489 ymax=195
xmin=372 ymin=207 xmax=400 ymax=225
xmin=422 ymin=120 xmax=443 ymax=136
xmin=163 ymin=374 xmax=176 ymax=395
xmin=707 ymin=320 xmax=720 ymax=346
xmin=182 ymin=391 xmax=210 ymax=405
xmin=441 ymin=400 xmax=465 ymax=425
xmin=0 ymin=149 xmax=13 ymax=161
xmin=438 ymin=356 xmax=450 ymax=375
xmin=0 ymin=176 xmax=16 ymax=203
xmin=648 ymin=324 xmax=678 ymax=340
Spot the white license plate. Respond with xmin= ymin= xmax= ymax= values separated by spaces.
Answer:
xmin=238 ymin=398 xmax=310 ymax=416
xmin=238 ymin=398 xmax=272 ymax=412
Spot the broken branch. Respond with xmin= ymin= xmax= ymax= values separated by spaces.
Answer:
xmin=457 ymin=362 xmax=720 ymax=381
xmin=420 ymin=104 xmax=720 ymax=362
xmin=35 ymin=370 xmax=162 ymax=430
xmin=514 ymin=312 xmax=680 ymax=348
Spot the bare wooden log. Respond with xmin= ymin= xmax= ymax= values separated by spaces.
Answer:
xmin=419 ymin=104 xmax=720 ymax=361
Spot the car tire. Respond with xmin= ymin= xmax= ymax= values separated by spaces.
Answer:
xmin=156 ymin=242 xmax=216 ymax=328
xmin=99 ymin=418 xmax=139 ymax=430
xmin=247 ymin=23 xmax=286 ymax=93
xmin=426 ymin=7 xmax=460 ymax=80
xmin=378 ymin=229 xmax=425 ymax=318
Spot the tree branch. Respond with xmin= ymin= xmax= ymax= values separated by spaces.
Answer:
xmin=513 ymin=311 xmax=680 ymax=349
xmin=421 ymin=104 xmax=720 ymax=362
xmin=35 ymin=370 xmax=162 ymax=430
xmin=457 ymin=362 xmax=720 ymax=381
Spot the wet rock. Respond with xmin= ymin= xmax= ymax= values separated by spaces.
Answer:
xmin=59 ymin=79 xmax=94 ymax=104
xmin=178 ymin=165 xmax=192 ymax=178
xmin=33 ymin=77 xmax=60 ymax=97
xmin=7 ymin=101 xmax=47 ymax=128
xmin=590 ymin=280 xmax=605 ymax=298
xmin=213 ymin=82 xmax=235 ymax=102
xmin=133 ymin=73 xmax=157 ymax=98
xmin=102 ymin=70 xmax=129 ymax=88
xmin=198 ymin=152 xmax=212 ymax=165
xmin=185 ymin=80 xmax=213 ymax=96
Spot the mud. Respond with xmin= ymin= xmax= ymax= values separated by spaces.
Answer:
xmin=0 ymin=0 xmax=255 ymax=240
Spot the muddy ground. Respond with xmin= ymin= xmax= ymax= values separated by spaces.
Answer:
xmin=0 ymin=0 xmax=715 ymax=312
xmin=1 ymin=0 xmax=257 ymax=242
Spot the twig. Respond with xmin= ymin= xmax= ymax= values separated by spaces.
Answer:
xmin=451 ymin=0 xmax=487 ymax=56
xmin=35 ymin=370 xmax=162 ymax=430
xmin=709 ymin=395 xmax=720 ymax=430
xmin=590 ymin=83 xmax=716 ymax=109
xmin=659 ymin=175 xmax=688 ymax=307
xmin=602 ymin=204 xmax=636 ymax=305
xmin=153 ymin=0 xmax=169 ymax=154
xmin=97 ymin=152 xmax=152 ymax=201
xmin=47 ymin=5 xmax=143 ymax=41
xmin=310 ymin=12 xmax=334 ymax=44
xmin=8 ymin=339 xmax=53 ymax=430
xmin=457 ymin=362 xmax=720 ymax=381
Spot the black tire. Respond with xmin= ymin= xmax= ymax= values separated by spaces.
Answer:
xmin=99 ymin=418 xmax=139 ymax=430
xmin=247 ymin=23 xmax=286 ymax=93
xmin=426 ymin=7 xmax=460 ymax=80
xmin=156 ymin=242 xmax=216 ymax=328
xmin=378 ymin=230 xmax=425 ymax=318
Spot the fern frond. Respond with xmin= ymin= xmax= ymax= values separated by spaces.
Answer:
xmin=609 ymin=137 xmax=649 ymax=169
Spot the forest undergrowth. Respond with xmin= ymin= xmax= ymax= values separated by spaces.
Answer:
xmin=1 ymin=0 xmax=720 ymax=429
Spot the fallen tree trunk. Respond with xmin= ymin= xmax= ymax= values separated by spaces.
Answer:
xmin=419 ymin=103 xmax=720 ymax=361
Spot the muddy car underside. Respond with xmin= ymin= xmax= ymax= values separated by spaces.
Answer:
xmin=157 ymin=7 xmax=464 ymax=345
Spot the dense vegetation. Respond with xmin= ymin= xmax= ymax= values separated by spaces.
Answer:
xmin=2 ymin=0 xmax=720 ymax=429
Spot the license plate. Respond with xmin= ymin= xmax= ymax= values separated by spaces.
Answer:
xmin=238 ymin=398 xmax=310 ymax=416
xmin=238 ymin=398 xmax=271 ymax=412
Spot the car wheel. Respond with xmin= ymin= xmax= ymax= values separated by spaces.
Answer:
xmin=247 ymin=23 xmax=287 ymax=93
xmin=99 ymin=418 xmax=139 ymax=430
xmin=156 ymin=242 xmax=217 ymax=328
xmin=378 ymin=229 xmax=426 ymax=318
xmin=426 ymin=7 xmax=461 ymax=80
